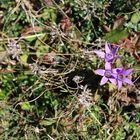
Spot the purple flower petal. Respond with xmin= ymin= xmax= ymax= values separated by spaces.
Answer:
xmin=112 ymin=68 xmax=117 ymax=74
xmin=124 ymin=69 xmax=133 ymax=76
xmin=110 ymin=74 xmax=117 ymax=79
xmin=112 ymin=45 xmax=119 ymax=56
xmin=123 ymin=78 xmax=134 ymax=85
xmin=105 ymin=54 xmax=113 ymax=62
xmin=112 ymin=68 xmax=123 ymax=74
xmin=111 ymin=70 xmax=118 ymax=78
xmin=109 ymin=78 xmax=117 ymax=85
xmin=100 ymin=76 xmax=108 ymax=85
xmin=93 ymin=50 xmax=105 ymax=58
xmin=95 ymin=69 xmax=105 ymax=76
xmin=118 ymin=80 xmax=122 ymax=90
xmin=105 ymin=62 xmax=111 ymax=70
xmin=105 ymin=42 xmax=111 ymax=54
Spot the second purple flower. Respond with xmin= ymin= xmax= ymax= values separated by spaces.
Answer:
xmin=93 ymin=42 xmax=119 ymax=62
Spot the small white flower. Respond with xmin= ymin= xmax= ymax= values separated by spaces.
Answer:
xmin=7 ymin=40 xmax=23 ymax=60
xmin=78 ymin=85 xmax=93 ymax=108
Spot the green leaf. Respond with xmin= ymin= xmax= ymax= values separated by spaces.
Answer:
xmin=0 ymin=90 xmax=6 ymax=100
xmin=42 ymin=8 xmax=57 ymax=22
xmin=20 ymin=54 xmax=28 ymax=64
xmin=36 ymin=45 xmax=49 ymax=57
xmin=134 ymin=65 xmax=140 ymax=71
xmin=40 ymin=118 xmax=56 ymax=126
xmin=131 ymin=12 xmax=140 ymax=24
xmin=138 ymin=24 xmax=140 ymax=32
xmin=104 ymin=28 xmax=128 ymax=43
xmin=24 ymin=33 xmax=46 ymax=42
xmin=21 ymin=102 xmax=32 ymax=111
xmin=35 ymin=34 xmax=46 ymax=48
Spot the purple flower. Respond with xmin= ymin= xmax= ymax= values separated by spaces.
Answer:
xmin=95 ymin=62 xmax=117 ymax=86
xmin=94 ymin=42 xmax=119 ymax=62
xmin=113 ymin=68 xmax=134 ymax=90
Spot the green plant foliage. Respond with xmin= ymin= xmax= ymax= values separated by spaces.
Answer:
xmin=21 ymin=102 xmax=32 ymax=111
xmin=0 ymin=0 xmax=140 ymax=139
xmin=131 ymin=12 xmax=140 ymax=24
xmin=40 ymin=118 xmax=56 ymax=126
xmin=104 ymin=28 xmax=129 ymax=43
xmin=0 ymin=90 xmax=6 ymax=100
